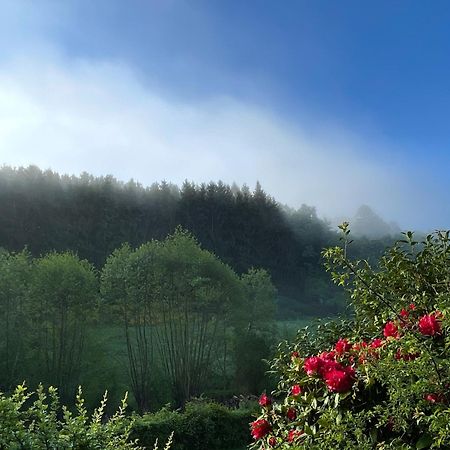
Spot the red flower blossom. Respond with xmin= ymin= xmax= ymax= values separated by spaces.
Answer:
xmin=251 ymin=419 xmax=271 ymax=440
xmin=383 ymin=321 xmax=399 ymax=338
xmin=320 ymin=359 xmax=344 ymax=375
xmin=370 ymin=338 xmax=384 ymax=349
xmin=409 ymin=303 xmax=416 ymax=310
xmin=335 ymin=338 xmax=352 ymax=355
xmin=291 ymin=351 xmax=300 ymax=359
xmin=268 ymin=436 xmax=277 ymax=447
xmin=304 ymin=356 xmax=323 ymax=376
xmin=425 ymin=393 xmax=445 ymax=403
xmin=287 ymin=429 xmax=303 ymax=442
xmin=259 ymin=393 xmax=272 ymax=407
xmin=324 ymin=367 xmax=356 ymax=393
xmin=400 ymin=309 xmax=409 ymax=319
xmin=286 ymin=407 xmax=297 ymax=421
xmin=291 ymin=384 xmax=302 ymax=396
xmin=418 ymin=313 xmax=442 ymax=336
xmin=345 ymin=365 xmax=356 ymax=378
xmin=319 ymin=350 xmax=337 ymax=360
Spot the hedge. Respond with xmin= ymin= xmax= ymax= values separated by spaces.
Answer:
xmin=131 ymin=401 xmax=255 ymax=450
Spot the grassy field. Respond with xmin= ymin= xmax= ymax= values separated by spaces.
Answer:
xmin=78 ymin=317 xmax=318 ymax=411
xmin=275 ymin=318 xmax=314 ymax=340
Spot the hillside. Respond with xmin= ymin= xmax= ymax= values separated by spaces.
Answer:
xmin=0 ymin=165 xmax=395 ymax=317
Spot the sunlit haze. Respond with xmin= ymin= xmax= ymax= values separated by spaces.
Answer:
xmin=1 ymin=0 xmax=449 ymax=230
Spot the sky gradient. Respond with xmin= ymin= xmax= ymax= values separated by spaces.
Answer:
xmin=0 ymin=0 xmax=449 ymax=230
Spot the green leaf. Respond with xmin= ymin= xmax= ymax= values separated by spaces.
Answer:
xmin=416 ymin=434 xmax=432 ymax=449
xmin=334 ymin=394 xmax=340 ymax=408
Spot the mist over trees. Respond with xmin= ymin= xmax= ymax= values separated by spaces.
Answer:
xmin=0 ymin=165 xmax=397 ymax=317
xmin=331 ymin=204 xmax=401 ymax=239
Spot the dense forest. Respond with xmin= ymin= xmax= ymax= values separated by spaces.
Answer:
xmin=0 ymin=165 xmax=396 ymax=318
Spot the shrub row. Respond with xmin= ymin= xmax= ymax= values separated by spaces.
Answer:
xmin=0 ymin=385 xmax=143 ymax=450
xmin=132 ymin=401 xmax=255 ymax=450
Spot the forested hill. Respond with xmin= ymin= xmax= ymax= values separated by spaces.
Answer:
xmin=0 ymin=165 xmax=393 ymax=317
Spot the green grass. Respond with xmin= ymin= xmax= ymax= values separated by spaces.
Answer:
xmin=276 ymin=318 xmax=314 ymax=340
xmin=78 ymin=317 xmax=318 ymax=411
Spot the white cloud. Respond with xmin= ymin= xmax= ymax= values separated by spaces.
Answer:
xmin=0 ymin=51 xmax=416 ymax=226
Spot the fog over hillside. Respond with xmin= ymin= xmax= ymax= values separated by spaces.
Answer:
xmin=329 ymin=204 xmax=402 ymax=239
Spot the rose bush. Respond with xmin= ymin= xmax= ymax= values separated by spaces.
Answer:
xmin=250 ymin=228 xmax=450 ymax=449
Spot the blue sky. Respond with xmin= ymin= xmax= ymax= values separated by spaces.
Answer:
xmin=0 ymin=0 xmax=449 ymax=229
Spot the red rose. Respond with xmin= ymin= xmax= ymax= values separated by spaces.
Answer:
xmin=319 ymin=350 xmax=336 ymax=360
xmin=370 ymin=338 xmax=383 ymax=348
xmin=345 ymin=365 xmax=356 ymax=378
xmin=259 ymin=393 xmax=272 ymax=407
xmin=304 ymin=356 xmax=323 ymax=376
xmin=268 ymin=436 xmax=277 ymax=447
xmin=425 ymin=393 xmax=439 ymax=403
xmin=286 ymin=407 xmax=297 ymax=421
xmin=383 ymin=321 xmax=399 ymax=338
xmin=425 ymin=393 xmax=445 ymax=403
xmin=324 ymin=367 xmax=355 ymax=393
xmin=251 ymin=419 xmax=271 ymax=440
xmin=291 ymin=384 xmax=302 ymax=396
xmin=288 ymin=429 xmax=303 ymax=442
xmin=320 ymin=359 xmax=344 ymax=376
xmin=418 ymin=313 xmax=442 ymax=336
xmin=335 ymin=338 xmax=352 ymax=355
xmin=400 ymin=309 xmax=408 ymax=319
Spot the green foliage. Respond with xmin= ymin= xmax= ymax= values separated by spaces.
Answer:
xmin=0 ymin=384 xmax=148 ymax=449
xmin=232 ymin=269 xmax=278 ymax=393
xmin=132 ymin=401 xmax=255 ymax=450
xmin=251 ymin=229 xmax=450 ymax=449
xmin=0 ymin=250 xmax=32 ymax=390
xmin=0 ymin=232 xmax=278 ymax=413
xmin=101 ymin=241 xmax=159 ymax=412
xmin=0 ymin=165 xmax=372 ymax=318
xmin=102 ymin=228 xmax=266 ymax=408
xmin=29 ymin=252 xmax=98 ymax=400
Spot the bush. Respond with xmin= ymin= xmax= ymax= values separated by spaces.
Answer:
xmin=0 ymin=384 xmax=145 ymax=449
xmin=132 ymin=401 xmax=255 ymax=450
xmin=250 ymin=228 xmax=450 ymax=449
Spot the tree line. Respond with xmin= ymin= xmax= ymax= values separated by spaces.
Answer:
xmin=0 ymin=165 xmax=395 ymax=317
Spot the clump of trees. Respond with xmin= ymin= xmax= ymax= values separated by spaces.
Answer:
xmin=0 ymin=251 xmax=97 ymax=401
xmin=30 ymin=253 xmax=98 ymax=400
xmin=0 ymin=229 xmax=277 ymax=412
xmin=102 ymin=228 xmax=276 ymax=410
xmin=250 ymin=227 xmax=450 ymax=449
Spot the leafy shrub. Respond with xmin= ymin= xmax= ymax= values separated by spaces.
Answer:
xmin=132 ymin=400 xmax=255 ymax=450
xmin=0 ymin=384 xmax=171 ymax=449
xmin=250 ymin=228 xmax=450 ymax=449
